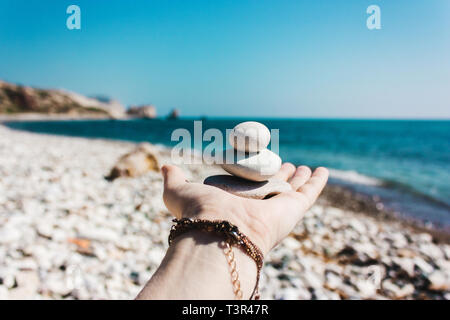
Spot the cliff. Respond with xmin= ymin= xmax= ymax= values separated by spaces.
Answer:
xmin=0 ymin=80 xmax=126 ymax=119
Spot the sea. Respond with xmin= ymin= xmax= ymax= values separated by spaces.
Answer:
xmin=4 ymin=118 xmax=450 ymax=229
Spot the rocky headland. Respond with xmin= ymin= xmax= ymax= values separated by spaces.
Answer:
xmin=0 ymin=80 xmax=126 ymax=119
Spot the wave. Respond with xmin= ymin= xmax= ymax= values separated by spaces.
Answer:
xmin=328 ymin=168 xmax=450 ymax=213
xmin=328 ymin=169 xmax=383 ymax=186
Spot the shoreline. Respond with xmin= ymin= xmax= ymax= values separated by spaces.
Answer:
xmin=3 ymin=122 xmax=449 ymax=242
xmin=0 ymin=113 xmax=175 ymax=122
xmin=0 ymin=113 xmax=114 ymax=122
xmin=1 ymin=113 xmax=449 ymax=122
xmin=321 ymin=184 xmax=450 ymax=244
xmin=0 ymin=124 xmax=449 ymax=299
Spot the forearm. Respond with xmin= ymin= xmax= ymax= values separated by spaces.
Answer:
xmin=136 ymin=230 xmax=258 ymax=300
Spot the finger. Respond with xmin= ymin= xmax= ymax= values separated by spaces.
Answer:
xmin=289 ymin=166 xmax=312 ymax=190
xmin=266 ymin=167 xmax=329 ymax=233
xmin=297 ymin=167 xmax=329 ymax=209
xmin=162 ymin=165 xmax=186 ymax=190
xmin=271 ymin=162 xmax=296 ymax=181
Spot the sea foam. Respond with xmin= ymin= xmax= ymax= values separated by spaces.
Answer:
xmin=329 ymin=168 xmax=383 ymax=186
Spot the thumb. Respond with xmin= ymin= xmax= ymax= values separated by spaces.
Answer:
xmin=161 ymin=165 xmax=186 ymax=218
xmin=161 ymin=164 xmax=186 ymax=190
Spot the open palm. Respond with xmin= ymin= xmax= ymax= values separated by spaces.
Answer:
xmin=162 ymin=163 xmax=329 ymax=255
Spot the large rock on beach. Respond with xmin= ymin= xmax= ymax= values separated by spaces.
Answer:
xmin=106 ymin=143 xmax=160 ymax=181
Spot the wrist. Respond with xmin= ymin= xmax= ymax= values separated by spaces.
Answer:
xmin=173 ymin=217 xmax=265 ymax=298
xmin=182 ymin=206 xmax=271 ymax=256
xmin=137 ymin=229 xmax=258 ymax=299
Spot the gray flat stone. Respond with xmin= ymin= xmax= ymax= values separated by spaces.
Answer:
xmin=204 ymin=175 xmax=292 ymax=199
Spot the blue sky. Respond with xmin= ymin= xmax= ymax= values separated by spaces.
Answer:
xmin=0 ymin=0 xmax=449 ymax=118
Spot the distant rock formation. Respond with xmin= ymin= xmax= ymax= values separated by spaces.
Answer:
xmin=168 ymin=108 xmax=179 ymax=119
xmin=127 ymin=105 xmax=157 ymax=119
xmin=62 ymin=90 xmax=126 ymax=119
xmin=0 ymin=80 xmax=126 ymax=119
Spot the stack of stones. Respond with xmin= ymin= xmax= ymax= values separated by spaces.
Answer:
xmin=204 ymin=121 xmax=292 ymax=199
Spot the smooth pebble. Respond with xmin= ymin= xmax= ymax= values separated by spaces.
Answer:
xmin=221 ymin=148 xmax=282 ymax=181
xmin=229 ymin=121 xmax=271 ymax=153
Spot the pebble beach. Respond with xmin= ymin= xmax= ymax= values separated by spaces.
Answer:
xmin=0 ymin=124 xmax=449 ymax=300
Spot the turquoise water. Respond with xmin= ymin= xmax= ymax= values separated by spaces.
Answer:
xmin=5 ymin=119 xmax=450 ymax=228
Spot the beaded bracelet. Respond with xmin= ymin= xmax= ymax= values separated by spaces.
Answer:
xmin=168 ymin=218 xmax=264 ymax=300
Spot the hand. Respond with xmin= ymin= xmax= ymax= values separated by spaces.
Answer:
xmin=161 ymin=163 xmax=329 ymax=256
